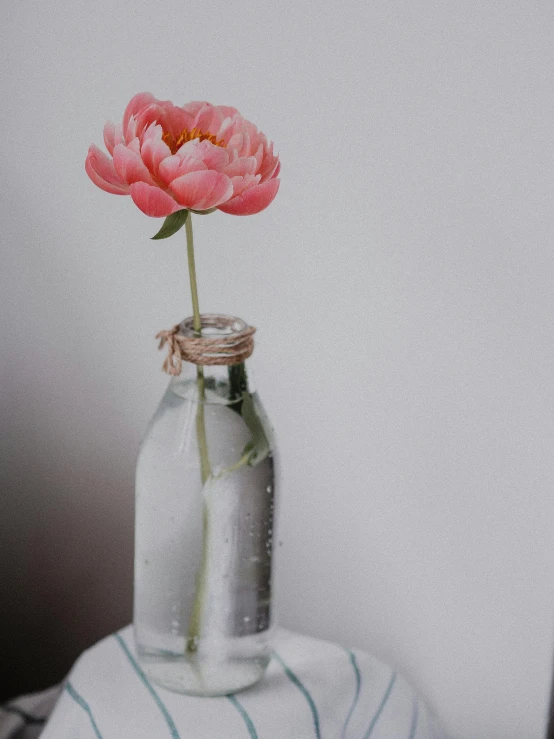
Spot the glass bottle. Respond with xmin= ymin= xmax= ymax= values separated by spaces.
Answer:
xmin=133 ymin=317 xmax=276 ymax=696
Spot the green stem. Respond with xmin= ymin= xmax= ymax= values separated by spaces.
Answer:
xmin=185 ymin=213 xmax=211 ymax=485
xmin=195 ymin=372 xmax=212 ymax=486
xmin=186 ymin=214 xmax=201 ymax=334
xmin=186 ymin=504 xmax=209 ymax=656
xmin=185 ymin=212 xmax=211 ymax=656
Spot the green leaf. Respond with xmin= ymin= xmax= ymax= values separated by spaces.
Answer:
xmin=240 ymin=391 xmax=271 ymax=467
xmin=150 ymin=210 xmax=189 ymax=240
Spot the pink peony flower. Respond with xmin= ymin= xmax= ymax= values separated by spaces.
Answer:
xmin=85 ymin=92 xmax=280 ymax=217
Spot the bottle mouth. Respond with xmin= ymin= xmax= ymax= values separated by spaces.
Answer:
xmin=157 ymin=314 xmax=255 ymax=375
xmin=172 ymin=314 xmax=256 ymax=367
xmin=180 ymin=314 xmax=248 ymax=339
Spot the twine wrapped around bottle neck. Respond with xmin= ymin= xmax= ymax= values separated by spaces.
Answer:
xmin=156 ymin=314 xmax=256 ymax=376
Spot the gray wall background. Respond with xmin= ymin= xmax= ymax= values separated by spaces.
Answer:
xmin=2 ymin=1 xmax=554 ymax=737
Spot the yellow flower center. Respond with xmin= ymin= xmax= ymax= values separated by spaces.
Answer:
xmin=162 ymin=127 xmax=225 ymax=154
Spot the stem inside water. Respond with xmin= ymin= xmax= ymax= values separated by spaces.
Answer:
xmin=194 ymin=371 xmax=211 ymax=486
xmin=186 ymin=504 xmax=209 ymax=656
xmin=184 ymin=213 xmax=212 ymax=656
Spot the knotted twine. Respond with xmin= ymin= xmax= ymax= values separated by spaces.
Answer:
xmin=156 ymin=314 xmax=256 ymax=376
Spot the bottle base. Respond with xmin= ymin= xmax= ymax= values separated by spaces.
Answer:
xmin=137 ymin=649 xmax=270 ymax=696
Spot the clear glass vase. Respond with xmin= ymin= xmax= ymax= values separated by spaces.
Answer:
xmin=133 ymin=317 xmax=276 ymax=696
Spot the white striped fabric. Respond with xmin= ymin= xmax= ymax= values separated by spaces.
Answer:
xmin=38 ymin=626 xmax=450 ymax=739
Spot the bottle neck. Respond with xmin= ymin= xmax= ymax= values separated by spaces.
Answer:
xmin=169 ymin=360 xmax=256 ymax=405
xmin=163 ymin=314 xmax=257 ymax=404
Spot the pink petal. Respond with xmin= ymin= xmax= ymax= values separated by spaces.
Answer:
xmin=128 ymin=137 xmax=141 ymax=154
xmin=220 ymin=115 xmax=241 ymax=140
xmin=129 ymin=182 xmax=180 ymax=217
xmin=193 ymin=103 xmax=218 ymax=135
xmin=141 ymin=122 xmax=160 ymax=142
xmin=214 ymin=105 xmax=240 ymax=120
xmin=125 ymin=116 xmax=138 ymax=143
xmin=131 ymin=102 xmax=193 ymax=142
xmin=219 ymin=117 xmax=244 ymax=144
xmin=202 ymin=145 xmax=229 ymax=170
xmin=182 ymin=101 xmax=239 ymax=123
xmin=259 ymin=142 xmax=280 ymax=181
xmin=248 ymin=130 xmax=265 ymax=155
xmin=238 ymin=130 xmax=250 ymax=157
xmin=140 ymin=125 xmax=172 ymax=177
xmin=226 ymin=131 xmax=244 ymax=154
xmin=103 ymin=122 xmax=116 ymax=154
xmin=169 ymin=170 xmax=233 ymax=210
xmin=130 ymin=104 xmax=160 ymax=140
xmin=85 ymin=145 xmax=129 ymax=195
xmin=230 ymin=174 xmax=261 ymax=197
xmin=253 ymin=142 xmax=264 ymax=172
xmin=223 ymin=156 xmax=258 ymax=178
xmin=113 ymin=143 xmax=156 ymax=186
xmin=218 ymin=178 xmax=280 ymax=216
xmin=179 ymin=139 xmax=229 ymax=171
xmin=103 ymin=121 xmax=124 ymax=156
xmin=123 ymin=92 xmax=156 ymax=140
xmin=200 ymin=105 xmax=239 ymax=136
xmin=159 ymin=102 xmax=194 ymax=138
xmin=216 ymin=117 xmax=235 ymax=142
xmin=225 ymin=121 xmax=253 ymax=157
xmin=181 ymin=101 xmax=207 ymax=117
xmin=158 ymin=154 xmax=207 ymax=186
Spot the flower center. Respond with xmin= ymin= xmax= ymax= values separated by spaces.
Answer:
xmin=162 ymin=127 xmax=225 ymax=154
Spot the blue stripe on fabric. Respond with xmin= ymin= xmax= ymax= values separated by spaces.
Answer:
xmin=362 ymin=672 xmax=397 ymax=739
xmin=226 ymin=694 xmax=259 ymax=739
xmin=0 ymin=704 xmax=46 ymax=725
xmin=65 ymin=681 xmax=104 ymax=739
xmin=341 ymin=649 xmax=362 ymax=738
xmin=408 ymin=698 xmax=419 ymax=739
xmin=114 ymin=633 xmax=180 ymax=739
xmin=271 ymin=650 xmax=321 ymax=739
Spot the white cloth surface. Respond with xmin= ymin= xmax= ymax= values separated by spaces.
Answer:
xmin=36 ymin=626 xmax=449 ymax=739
